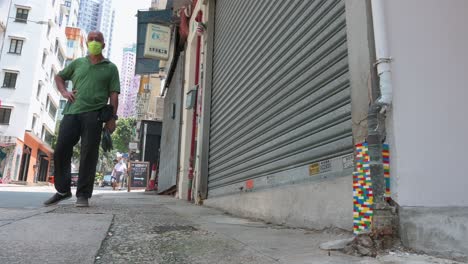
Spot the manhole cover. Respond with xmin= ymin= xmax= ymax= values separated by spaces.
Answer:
xmin=152 ymin=225 xmax=197 ymax=234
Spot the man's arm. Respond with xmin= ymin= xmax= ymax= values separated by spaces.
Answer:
xmin=104 ymin=91 xmax=119 ymax=133
xmin=55 ymin=75 xmax=76 ymax=102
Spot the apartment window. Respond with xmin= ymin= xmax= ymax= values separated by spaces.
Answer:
xmin=9 ymin=39 xmax=23 ymax=54
xmin=57 ymin=51 xmax=65 ymax=66
xmin=36 ymin=83 xmax=42 ymax=98
xmin=55 ymin=39 xmax=59 ymax=54
xmin=59 ymin=99 xmax=67 ymax=110
xmin=42 ymin=52 xmax=47 ymax=66
xmin=32 ymin=116 xmax=37 ymax=130
xmin=15 ymin=8 xmax=29 ymax=23
xmin=50 ymin=69 xmax=56 ymax=90
xmin=2 ymin=72 xmax=18 ymax=88
xmin=50 ymin=67 xmax=55 ymax=81
xmin=42 ymin=125 xmax=54 ymax=145
xmin=67 ymin=40 xmax=74 ymax=48
xmin=48 ymin=102 xmax=57 ymax=120
xmin=0 ymin=108 xmax=12 ymax=124
xmin=45 ymin=96 xmax=57 ymax=120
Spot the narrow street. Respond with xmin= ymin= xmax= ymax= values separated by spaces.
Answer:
xmin=0 ymin=185 xmax=462 ymax=264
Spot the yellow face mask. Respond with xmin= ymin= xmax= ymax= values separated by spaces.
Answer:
xmin=88 ymin=41 xmax=103 ymax=55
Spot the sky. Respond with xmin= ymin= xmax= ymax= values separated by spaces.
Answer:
xmin=109 ymin=0 xmax=152 ymax=69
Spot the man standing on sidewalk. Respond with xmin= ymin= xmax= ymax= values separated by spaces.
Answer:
xmin=44 ymin=31 xmax=120 ymax=207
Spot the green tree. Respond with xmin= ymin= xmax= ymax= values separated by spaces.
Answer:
xmin=112 ymin=117 xmax=135 ymax=153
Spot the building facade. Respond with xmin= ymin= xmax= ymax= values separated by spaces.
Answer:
xmin=118 ymin=44 xmax=138 ymax=118
xmin=153 ymin=0 xmax=468 ymax=260
xmin=58 ymin=26 xmax=87 ymax=119
xmin=77 ymin=0 xmax=114 ymax=58
xmin=0 ymin=0 xmax=77 ymax=183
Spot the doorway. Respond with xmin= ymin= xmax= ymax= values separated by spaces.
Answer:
xmin=37 ymin=151 xmax=49 ymax=182
xmin=18 ymin=145 xmax=31 ymax=182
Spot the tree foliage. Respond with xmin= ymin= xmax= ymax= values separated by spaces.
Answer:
xmin=112 ymin=117 xmax=136 ymax=153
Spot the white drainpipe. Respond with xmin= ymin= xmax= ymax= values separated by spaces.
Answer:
xmin=371 ymin=0 xmax=393 ymax=113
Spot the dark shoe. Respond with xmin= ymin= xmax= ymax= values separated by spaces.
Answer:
xmin=75 ymin=197 xmax=89 ymax=207
xmin=44 ymin=192 xmax=72 ymax=206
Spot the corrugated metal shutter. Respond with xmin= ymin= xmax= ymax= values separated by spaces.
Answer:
xmin=208 ymin=0 xmax=353 ymax=195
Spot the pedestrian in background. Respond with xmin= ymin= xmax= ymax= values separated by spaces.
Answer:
xmin=112 ymin=156 xmax=127 ymax=190
xmin=44 ymin=30 xmax=120 ymax=207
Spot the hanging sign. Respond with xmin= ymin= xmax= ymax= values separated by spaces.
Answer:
xmin=144 ymin=23 xmax=171 ymax=60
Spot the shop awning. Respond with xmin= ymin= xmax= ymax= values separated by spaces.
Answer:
xmin=24 ymin=131 xmax=54 ymax=156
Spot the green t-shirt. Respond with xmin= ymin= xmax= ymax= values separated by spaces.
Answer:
xmin=58 ymin=56 xmax=120 ymax=115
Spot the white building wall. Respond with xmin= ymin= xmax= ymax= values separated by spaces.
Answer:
xmin=0 ymin=0 xmax=66 ymax=142
xmin=384 ymin=0 xmax=468 ymax=207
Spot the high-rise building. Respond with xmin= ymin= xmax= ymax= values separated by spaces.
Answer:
xmin=118 ymin=44 xmax=138 ymax=118
xmin=151 ymin=0 xmax=168 ymax=10
xmin=77 ymin=0 xmax=114 ymax=58
xmin=0 ymin=0 xmax=79 ymax=183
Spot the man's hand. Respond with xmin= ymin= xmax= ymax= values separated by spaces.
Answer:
xmin=62 ymin=90 xmax=77 ymax=103
xmin=104 ymin=118 xmax=117 ymax=133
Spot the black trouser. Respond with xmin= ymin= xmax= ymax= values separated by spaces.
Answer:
xmin=54 ymin=111 xmax=103 ymax=198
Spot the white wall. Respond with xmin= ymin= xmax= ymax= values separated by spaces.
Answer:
xmin=0 ymin=0 xmax=65 ymax=141
xmin=384 ymin=0 xmax=468 ymax=207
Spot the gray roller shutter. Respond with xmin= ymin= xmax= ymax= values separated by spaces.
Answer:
xmin=208 ymin=0 xmax=353 ymax=196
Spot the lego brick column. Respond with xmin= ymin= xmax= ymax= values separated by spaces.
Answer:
xmin=353 ymin=143 xmax=373 ymax=234
xmin=382 ymin=144 xmax=390 ymax=200
xmin=353 ymin=143 xmax=391 ymax=235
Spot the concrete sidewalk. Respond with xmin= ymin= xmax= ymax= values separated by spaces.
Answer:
xmin=0 ymin=189 xmax=464 ymax=264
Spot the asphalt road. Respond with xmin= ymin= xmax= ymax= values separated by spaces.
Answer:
xmin=0 ymin=191 xmax=53 ymax=209
xmin=0 ymin=186 xmax=114 ymax=209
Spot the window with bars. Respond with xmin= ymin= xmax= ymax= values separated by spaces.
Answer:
xmin=0 ymin=108 xmax=12 ymax=124
xmin=15 ymin=8 xmax=29 ymax=23
xmin=9 ymin=39 xmax=23 ymax=54
xmin=2 ymin=72 xmax=18 ymax=88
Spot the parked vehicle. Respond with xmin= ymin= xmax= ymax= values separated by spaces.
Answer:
xmin=100 ymin=175 xmax=113 ymax=187
xmin=71 ymin=173 xmax=79 ymax=187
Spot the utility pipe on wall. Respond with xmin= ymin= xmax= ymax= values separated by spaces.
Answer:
xmin=371 ymin=0 xmax=393 ymax=112
xmin=187 ymin=11 xmax=203 ymax=202
xmin=368 ymin=0 xmax=393 ymax=206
